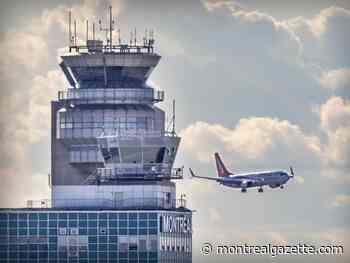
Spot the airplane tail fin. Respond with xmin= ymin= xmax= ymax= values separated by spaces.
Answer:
xmin=214 ymin=152 xmax=232 ymax=177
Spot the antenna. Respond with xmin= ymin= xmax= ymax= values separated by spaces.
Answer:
xmin=143 ymin=29 xmax=148 ymax=46
xmin=109 ymin=5 xmax=113 ymax=50
xmin=74 ymin=20 xmax=77 ymax=46
xmin=69 ymin=11 xmax=72 ymax=51
xmin=86 ymin=20 xmax=89 ymax=41
xmin=134 ymin=28 xmax=137 ymax=46
xmin=172 ymin=99 xmax=176 ymax=136
xmin=99 ymin=6 xmax=115 ymax=50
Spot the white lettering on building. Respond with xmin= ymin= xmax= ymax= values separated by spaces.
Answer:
xmin=161 ymin=215 xmax=191 ymax=234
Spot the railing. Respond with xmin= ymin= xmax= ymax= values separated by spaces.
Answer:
xmin=96 ymin=130 xmax=178 ymax=143
xmin=27 ymin=197 xmax=188 ymax=210
xmin=58 ymin=88 xmax=164 ymax=104
xmin=94 ymin=165 xmax=183 ymax=181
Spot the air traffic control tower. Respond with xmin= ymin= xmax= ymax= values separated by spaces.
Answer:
xmin=0 ymin=7 xmax=192 ymax=263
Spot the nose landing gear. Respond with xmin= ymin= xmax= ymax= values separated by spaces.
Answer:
xmin=241 ymin=188 xmax=247 ymax=193
xmin=258 ymin=187 xmax=263 ymax=193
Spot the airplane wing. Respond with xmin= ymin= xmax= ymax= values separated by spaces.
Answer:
xmin=189 ymin=168 xmax=218 ymax=181
xmin=239 ymin=177 xmax=264 ymax=187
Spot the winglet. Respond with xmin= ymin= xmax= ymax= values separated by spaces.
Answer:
xmin=189 ymin=168 xmax=196 ymax=178
xmin=289 ymin=166 xmax=294 ymax=178
xmin=214 ymin=152 xmax=232 ymax=177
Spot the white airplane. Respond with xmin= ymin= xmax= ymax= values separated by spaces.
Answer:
xmin=189 ymin=153 xmax=294 ymax=193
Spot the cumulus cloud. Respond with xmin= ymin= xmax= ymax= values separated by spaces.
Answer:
xmin=181 ymin=96 xmax=350 ymax=178
xmin=319 ymin=96 xmax=350 ymax=131
xmin=180 ymin=118 xmax=321 ymax=170
xmin=287 ymin=6 xmax=350 ymax=71
xmin=317 ymin=97 xmax=350 ymax=171
xmin=319 ymin=68 xmax=350 ymax=90
xmin=202 ymin=0 xmax=243 ymax=12
xmin=203 ymin=2 xmax=350 ymax=90
xmin=0 ymin=70 xmax=66 ymax=207
xmin=332 ymin=194 xmax=350 ymax=207
xmin=0 ymin=31 xmax=49 ymax=77
xmin=202 ymin=0 xmax=302 ymax=64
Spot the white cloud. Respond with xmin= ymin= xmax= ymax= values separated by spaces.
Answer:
xmin=201 ymin=2 xmax=350 ymax=89
xmin=319 ymin=96 xmax=350 ymax=132
xmin=286 ymin=6 xmax=350 ymax=75
xmin=0 ymin=31 xmax=48 ymax=77
xmin=317 ymin=97 xmax=350 ymax=171
xmin=0 ymin=70 xmax=65 ymax=207
xmin=202 ymin=0 xmax=302 ymax=65
xmin=180 ymin=118 xmax=321 ymax=170
xmin=332 ymin=194 xmax=350 ymax=207
xmin=202 ymin=0 xmax=243 ymax=12
xmin=28 ymin=70 xmax=67 ymax=141
xmin=180 ymin=97 xmax=350 ymax=178
xmin=306 ymin=7 xmax=350 ymax=38
xmin=320 ymin=68 xmax=350 ymax=90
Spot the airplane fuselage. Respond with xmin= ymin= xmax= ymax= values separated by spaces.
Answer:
xmin=219 ymin=170 xmax=290 ymax=189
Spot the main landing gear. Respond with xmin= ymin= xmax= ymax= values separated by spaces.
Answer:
xmin=241 ymin=188 xmax=247 ymax=193
xmin=280 ymin=185 xmax=284 ymax=189
xmin=258 ymin=187 xmax=263 ymax=193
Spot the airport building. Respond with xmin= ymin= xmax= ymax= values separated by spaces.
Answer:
xmin=0 ymin=7 xmax=192 ymax=263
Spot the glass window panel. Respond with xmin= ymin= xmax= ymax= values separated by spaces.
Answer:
xmin=78 ymin=213 xmax=87 ymax=220
xmin=88 ymin=228 xmax=97 ymax=235
xmin=88 ymin=213 xmax=97 ymax=220
xmin=139 ymin=228 xmax=147 ymax=235
xmin=120 ymin=147 xmax=142 ymax=163
xmin=88 ymin=221 xmax=97 ymax=227
xmin=83 ymin=110 xmax=92 ymax=122
xmin=29 ymin=213 xmax=38 ymax=220
xmin=58 ymin=213 xmax=67 ymax=220
xmin=82 ymin=128 xmax=92 ymax=138
xmin=29 ymin=221 xmax=37 ymax=227
xmin=81 ymin=150 xmax=88 ymax=162
xmin=68 ymin=213 xmax=77 ymax=220
xmin=18 ymin=213 xmax=27 ymax=220
xmin=73 ymin=111 xmax=82 ymax=122
xmin=79 ymin=221 xmax=87 ymax=227
xmin=58 ymin=221 xmax=67 ymax=227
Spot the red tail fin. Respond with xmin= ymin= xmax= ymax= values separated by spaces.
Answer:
xmin=214 ymin=153 xmax=232 ymax=177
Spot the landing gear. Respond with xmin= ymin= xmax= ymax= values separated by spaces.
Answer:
xmin=280 ymin=185 xmax=284 ymax=189
xmin=241 ymin=188 xmax=247 ymax=193
xmin=258 ymin=187 xmax=263 ymax=193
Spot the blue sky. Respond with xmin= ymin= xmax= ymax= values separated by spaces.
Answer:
xmin=0 ymin=0 xmax=349 ymax=262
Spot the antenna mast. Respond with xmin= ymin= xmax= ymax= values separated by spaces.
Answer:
xmin=86 ymin=20 xmax=89 ymax=41
xmin=172 ymin=99 xmax=176 ymax=136
xmin=99 ymin=5 xmax=115 ymax=51
xmin=109 ymin=5 xmax=113 ymax=50
xmin=74 ymin=20 xmax=77 ymax=46
xmin=69 ymin=11 xmax=72 ymax=52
